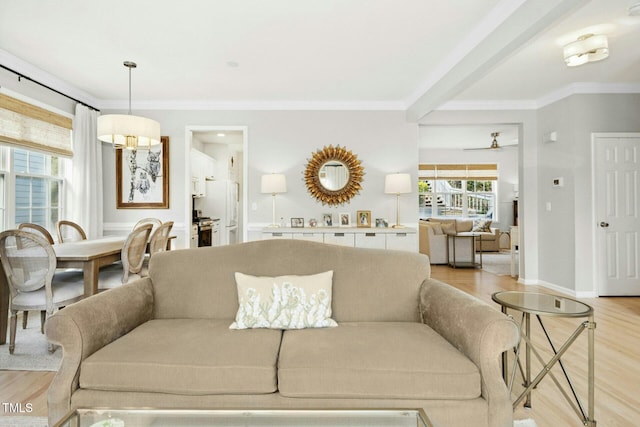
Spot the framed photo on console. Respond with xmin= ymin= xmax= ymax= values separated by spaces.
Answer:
xmin=116 ymin=136 xmax=169 ymax=209
xmin=375 ymin=218 xmax=389 ymax=228
xmin=291 ymin=217 xmax=304 ymax=228
xmin=322 ymin=213 xmax=333 ymax=227
xmin=357 ymin=210 xmax=371 ymax=228
xmin=339 ymin=212 xmax=351 ymax=227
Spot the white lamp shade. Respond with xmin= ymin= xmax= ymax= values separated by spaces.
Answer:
xmin=384 ymin=173 xmax=412 ymax=194
xmin=261 ymin=174 xmax=287 ymax=194
xmin=97 ymin=114 xmax=161 ymax=149
xmin=563 ymin=34 xmax=609 ymax=67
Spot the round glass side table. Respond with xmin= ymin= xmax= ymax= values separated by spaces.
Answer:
xmin=491 ymin=291 xmax=596 ymax=427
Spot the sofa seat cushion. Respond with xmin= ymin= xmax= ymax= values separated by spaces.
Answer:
xmin=278 ymin=322 xmax=480 ymax=400
xmin=80 ymin=319 xmax=282 ymax=395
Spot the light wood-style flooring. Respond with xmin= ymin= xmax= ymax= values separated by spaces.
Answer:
xmin=1 ymin=264 xmax=639 ymax=426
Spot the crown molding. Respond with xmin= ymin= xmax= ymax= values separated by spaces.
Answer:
xmin=438 ymin=82 xmax=640 ymax=111
xmin=435 ymin=99 xmax=538 ymax=111
xmin=0 ymin=49 xmax=99 ymax=109
xmin=97 ymin=99 xmax=407 ymax=111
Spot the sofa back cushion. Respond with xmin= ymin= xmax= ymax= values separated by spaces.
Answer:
xmin=456 ymin=219 xmax=473 ymax=233
xmin=149 ymin=240 xmax=430 ymax=323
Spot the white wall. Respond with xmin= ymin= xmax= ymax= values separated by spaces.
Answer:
xmin=417 ymin=147 xmax=518 ymax=231
xmin=101 ymin=110 xmax=418 ymax=247
xmin=537 ymin=94 xmax=640 ymax=296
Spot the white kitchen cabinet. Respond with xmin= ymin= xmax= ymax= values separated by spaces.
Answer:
xmin=190 ymin=148 xmax=216 ymax=197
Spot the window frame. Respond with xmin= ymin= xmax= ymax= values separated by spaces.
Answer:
xmin=0 ymin=146 xmax=66 ymax=233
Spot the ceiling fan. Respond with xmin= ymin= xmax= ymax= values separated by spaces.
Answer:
xmin=464 ymin=132 xmax=517 ymax=151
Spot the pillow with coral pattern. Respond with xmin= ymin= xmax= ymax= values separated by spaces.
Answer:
xmin=230 ymin=271 xmax=337 ymax=330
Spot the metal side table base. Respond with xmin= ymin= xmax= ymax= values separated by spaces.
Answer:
xmin=492 ymin=291 xmax=597 ymax=427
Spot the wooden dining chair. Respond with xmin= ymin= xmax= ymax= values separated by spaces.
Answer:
xmin=16 ymin=223 xmax=56 ymax=329
xmin=134 ymin=217 xmax=162 ymax=235
xmin=141 ymin=221 xmax=174 ymax=276
xmin=98 ymin=224 xmax=154 ymax=291
xmin=17 ymin=223 xmax=55 ymax=244
xmin=148 ymin=221 xmax=174 ymax=255
xmin=0 ymin=230 xmax=85 ymax=354
xmin=56 ymin=220 xmax=87 ymax=243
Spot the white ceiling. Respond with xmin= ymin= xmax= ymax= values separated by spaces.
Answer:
xmin=1 ymin=0 xmax=639 ymax=127
xmin=419 ymin=125 xmax=519 ymax=150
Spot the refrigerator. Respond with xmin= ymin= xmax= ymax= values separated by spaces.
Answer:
xmin=196 ymin=179 xmax=239 ymax=245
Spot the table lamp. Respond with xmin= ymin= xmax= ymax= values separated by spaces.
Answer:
xmin=261 ymin=174 xmax=287 ymax=227
xmin=385 ymin=173 xmax=412 ymax=228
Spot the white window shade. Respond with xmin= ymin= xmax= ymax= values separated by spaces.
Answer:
xmin=419 ymin=164 xmax=498 ymax=181
xmin=0 ymin=93 xmax=73 ymax=157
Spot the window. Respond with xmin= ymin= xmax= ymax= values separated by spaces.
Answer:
xmin=0 ymin=92 xmax=71 ymax=233
xmin=419 ymin=164 xmax=497 ymax=220
xmin=12 ymin=149 xmax=63 ymax=231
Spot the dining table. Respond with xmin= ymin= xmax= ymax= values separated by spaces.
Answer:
xmin=1 ymin=236 xmax=126 ymax=345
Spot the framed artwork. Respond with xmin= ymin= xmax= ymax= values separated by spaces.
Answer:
xmin=322 ymin=213 xmax=333 ymax=227
xmin=376 ymin=218 xmax=389 ymax=228
xmin=116 ymin=136 xmax=169 ymax=209
xmin=291 ymin=217 xmax=304 ymax=228
xmin=339 ymin=212 xmax=351 ymax=227
xmin=357 ymin=210 xmax=371 ymax=228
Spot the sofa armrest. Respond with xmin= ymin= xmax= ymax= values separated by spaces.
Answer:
xmin=45 ymin=277 xmax=154 ymax=426
xmin=419 ymin=278 xmax=519 ymax=427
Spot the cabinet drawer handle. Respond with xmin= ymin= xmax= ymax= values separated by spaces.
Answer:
xmin=272 ymin=233 xmax=283 ymax=237
xmin=396 ymin=233 xmax=407 ymax=237
xmin=334 ymin=233 xmax=345 ymax=237
xmin=365 ymin=233 xmax=376 ymax=237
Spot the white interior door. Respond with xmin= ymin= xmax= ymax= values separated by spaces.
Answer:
xmin=595 ymin=135 xmax=640 ymax=296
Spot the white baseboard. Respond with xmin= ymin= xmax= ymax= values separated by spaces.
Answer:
xmin=534 ymin=280 xmax=597 ymax=298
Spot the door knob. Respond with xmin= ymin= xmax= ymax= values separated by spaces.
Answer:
xmin=599 ymin=221 xmax=609 ymax=228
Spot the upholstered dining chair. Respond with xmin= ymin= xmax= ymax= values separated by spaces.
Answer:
xmin=0 ymin=230 xmax=85 ymax=354
xmin=16 ymin=223 xmax=56 ymax=329
xmin=55 ymin=220 xmax=87 ymax=243
xmin=97 ymin=224 xmax=153 ymax=291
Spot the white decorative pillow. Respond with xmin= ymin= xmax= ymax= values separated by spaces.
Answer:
xmin=471 ymin=219 xmax=492 ymax=232
xmin=230 ymin=271 xmax=338 ymax=330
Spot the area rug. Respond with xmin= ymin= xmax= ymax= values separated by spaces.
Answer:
xmin=0 ymin=315 xmax=61 ymax=371
xmin=0 ymin=416 xmax=48 ymax=427
xmin=481 ymin=252 xmax=516 ymax=276
xmin=514 ymin=419 xmax=538 ymax=427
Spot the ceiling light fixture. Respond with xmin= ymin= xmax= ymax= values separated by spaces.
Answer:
xmin=630 ymin=2 xmax=640 ymax=15
xmin=563 ymin=34 xmax=609 ymax=67
xmin=97 ymin=61 xmax=160 ymax=150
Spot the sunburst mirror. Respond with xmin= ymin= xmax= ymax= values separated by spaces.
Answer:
xmin=304 ymin=145 xmax=365 ymax=206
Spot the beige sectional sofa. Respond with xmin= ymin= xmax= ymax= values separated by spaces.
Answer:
xmin=46 ymin=239 xmax=519 ymax=427
xmin=420 ymin=218 xmax=500 ymax=264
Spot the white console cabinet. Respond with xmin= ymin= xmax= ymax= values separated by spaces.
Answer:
xmin=262 ymin=227 xmax=417 ymax=251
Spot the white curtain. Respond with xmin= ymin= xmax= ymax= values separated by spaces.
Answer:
xmin=70 ymin=104 xmax=103 ymax=238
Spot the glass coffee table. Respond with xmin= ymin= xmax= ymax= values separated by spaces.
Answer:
xmin=55 ymin=408 xmax=434 ymax=427
xmin=492 ymin=291 xmax=596 ymax=427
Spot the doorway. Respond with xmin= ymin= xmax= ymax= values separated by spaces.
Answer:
xmin=594 ymin=133 xmax=640 ymax=296
xmin=185 ymin=126 xmax=248 ymax=246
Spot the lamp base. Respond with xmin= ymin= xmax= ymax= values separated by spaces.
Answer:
xmin=392 ymin=224 xmax=406 ymax=229
xmin=266 ymin=224 xmax=281 ymax=228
